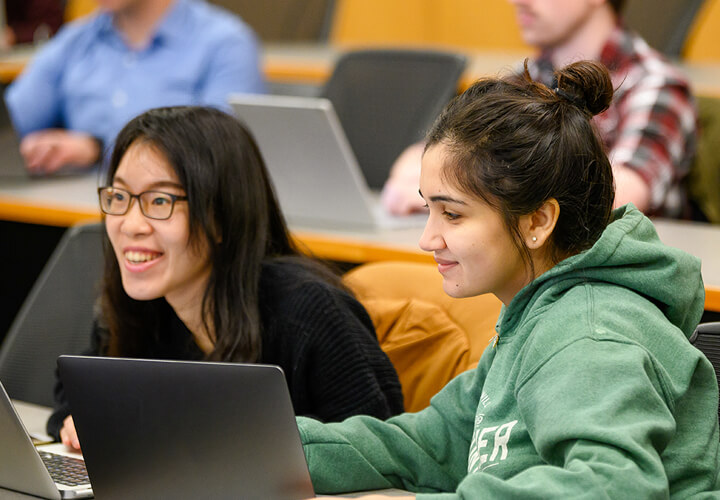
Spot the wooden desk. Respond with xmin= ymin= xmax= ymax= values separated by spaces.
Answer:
xmin=262 ymin=44 xmax=720 ymax=98
xmin=5 ymin=43 xmax=720 ymax=98
xmin=0 ymin=174 xmax=719 ymax=312
xmin=264 ymin=44 xmax=720 ymax=97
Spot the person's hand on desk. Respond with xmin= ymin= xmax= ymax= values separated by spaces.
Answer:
xmin=20 ymin=129 xmax=102 ymax=175
xmin=380 ymin=142 xmax=426 ymax=216
xmin=59 ymin=415 xmax=82 ymax=451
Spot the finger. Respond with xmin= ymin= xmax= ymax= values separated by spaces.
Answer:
xmin=22 ymin=143 xmax=53 ymax=172
xmin=380 ymin=184 xmax=412 ymax=216
xmin=61 ymin=416 xmax=81 ymax=451
xmin=18 ymin=133 xmax=42 ymax=156
xmin=59 ymin=427 xmax=69 ymax=447
xmin=29 ymin=144 xmax=61 ymax=174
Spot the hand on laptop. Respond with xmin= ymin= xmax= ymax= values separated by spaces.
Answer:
xmin=59 ymin=415 xmax=82 ymax=451
xmin=19 ymin=129 xmax=102 ymax=175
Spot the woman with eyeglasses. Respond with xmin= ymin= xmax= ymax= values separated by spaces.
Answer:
xmin=48 ymin=106 xmax=404 ymax=450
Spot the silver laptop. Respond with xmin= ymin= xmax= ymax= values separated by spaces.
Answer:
xmin=57 ymin=356 xmax=315 ymax=500
xmin=0 ymin=380 xmax=92 ymax=499
xmin=229 ymin=93 xmax=428 ymax=230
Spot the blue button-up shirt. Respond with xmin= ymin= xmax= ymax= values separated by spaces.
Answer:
xmin=5 ymin=0 xmax=266 ymax=152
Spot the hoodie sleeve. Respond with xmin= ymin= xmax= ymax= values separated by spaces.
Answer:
xmin=298 ymin=368 xmax=483 ymax=495
xmin=301 ymin=335 xmax=718 ymax=499
xmin=419 ymin=338 xmax=714 ymax=500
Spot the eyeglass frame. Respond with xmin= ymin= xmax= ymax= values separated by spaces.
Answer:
xmin=97 ymin=186 xmax=188 ymax=220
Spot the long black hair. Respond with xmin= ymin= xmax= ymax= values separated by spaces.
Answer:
xmin=102 ymin=106 xmax=338 ymax=362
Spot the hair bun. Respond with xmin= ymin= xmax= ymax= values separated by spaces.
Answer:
xmin=552 ymin=60 xmax=613 ymax=116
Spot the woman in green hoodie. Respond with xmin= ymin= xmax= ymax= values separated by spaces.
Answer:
xmin=298 ymin=59 xmax=720 ymax=499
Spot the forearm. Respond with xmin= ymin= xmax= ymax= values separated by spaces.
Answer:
xmin=611 ymin=163 xmax=650 ymax=212
xmin=299 ymin=412 xmax=458 ymax=495
xmin=610 ymin=81 xmax=696 ymax=215
xmin=300 ymin=371 xmax=481 ymax=495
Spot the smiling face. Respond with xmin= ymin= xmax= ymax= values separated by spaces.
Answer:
xmin=104 ymin=141 xmax=212 ymax=309
xmin=418 ymin=144 xmax=531 ymax=304
xmin=508 ymin=0 xmax=599 ymax=49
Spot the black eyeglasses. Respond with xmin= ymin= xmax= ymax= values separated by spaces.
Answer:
xmin=97 ymin=187 xmax=188 ymax=220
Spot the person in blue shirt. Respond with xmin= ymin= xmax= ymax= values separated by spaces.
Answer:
xmin=4 ymin=0 xmax=266 ymax=175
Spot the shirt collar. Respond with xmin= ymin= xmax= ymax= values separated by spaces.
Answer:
xmin=152 ymin=0 xmax=189 ymax=45
xmin=596 ymin=23 xmax=635 ymax=73
xmin=94 ymin=0 xmax=187 ymax=48
xmin=534 ymin=22 xmax=630 ymax=82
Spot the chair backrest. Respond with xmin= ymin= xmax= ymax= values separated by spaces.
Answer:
xmin=689 ymin=321 xmax=720 ymax=425
xmin=0 ymin=222 xmax=104 ymax=407
xmin=321 ymin=49 xmax=467 ymax=189
xmin=623 ymin=0 xmax=706 ymax=57
xmin=688 ymin=95 xmax=720 ymax=223
xmin=64 ymin=0 xmax=97 ymax=21
xmin=344 ymin=261 xmax=502 ymax=412
xmin=208 ymin=0 xmax=335 ymax=42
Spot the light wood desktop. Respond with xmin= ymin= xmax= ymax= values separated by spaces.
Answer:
xmin=0 ymin=173 xmax=719 ymax=312
xmin=1 ymin=43 xmax=719 ymax=312
xmin=263 ymin=43 xmax=720 ymax=98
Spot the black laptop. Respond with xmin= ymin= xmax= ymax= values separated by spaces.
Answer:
xmin=57 ymin=356 xmax=315 ymax=500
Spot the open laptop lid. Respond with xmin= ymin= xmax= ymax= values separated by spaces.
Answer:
xmin=230 ymin=93 xmax=378 ymax=228
xmin=0 ymin=91 xmax=35 ymax=180
xmin=0 ymin=89 xmax=97 ymax=181
xmin=229 ymin=93 xmax=426 ymax=230
xmin=0 ymin=380 xmax=92 ymax=499
xmin=57 ymin=356 xmax=315 ymax=500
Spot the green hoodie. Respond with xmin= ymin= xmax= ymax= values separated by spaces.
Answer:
xmin=298 ymin=205 xmax=720 ymax=499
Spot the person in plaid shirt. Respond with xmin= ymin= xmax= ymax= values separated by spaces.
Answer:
xmin=381 ymin=0 xmax=698 ymax=218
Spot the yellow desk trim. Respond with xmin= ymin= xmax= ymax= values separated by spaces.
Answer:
xmin=0 ymin=199 xmax=100 ymax=227
xmin=263 ymin=61 xmax=330 ymax=84
xmin=2 ymin=198 xmax=719 ymax=314
xmin=705 ymin=286 xmax=720 ymax=312
xmin=292 ymin=230 xmax=433 ymax=264
xmin=0 ymin=62 xmax=24 ymax=84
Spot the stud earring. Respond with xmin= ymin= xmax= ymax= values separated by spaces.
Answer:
xmin=531 ymin=236 xmax=537 ymax=242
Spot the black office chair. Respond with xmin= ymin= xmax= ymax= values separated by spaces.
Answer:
xmin=321 ymin=48 xmax=467 ymax=189
xmin=689 ymin=322 xmax=720 ymax=425
xmin=0 ymin=222 xmax=104 ymax=407
xmin=623 ymin=0 xmax=706 ymax=58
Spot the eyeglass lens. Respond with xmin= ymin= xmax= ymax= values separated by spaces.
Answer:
xmin=99 ymin=188 xmax=176 ymax=220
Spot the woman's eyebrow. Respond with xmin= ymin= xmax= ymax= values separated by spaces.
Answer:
xmin=427 ymin=194 xmax=467 ymax=205
xmin=112 ymin=176 xmax=184 ymax=191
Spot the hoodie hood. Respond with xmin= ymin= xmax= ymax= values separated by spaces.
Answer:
xmin=500 ymin=204 xmax=704 ymax=338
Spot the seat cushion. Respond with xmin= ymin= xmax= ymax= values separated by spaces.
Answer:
xmin=344 ymin=261 xmax=502 ymax=411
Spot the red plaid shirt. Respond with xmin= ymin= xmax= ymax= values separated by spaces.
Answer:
xmin=530 ymin=25 xmax=698 ymax=218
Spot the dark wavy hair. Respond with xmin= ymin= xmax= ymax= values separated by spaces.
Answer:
xmin=101 ymin=106 xmax=337 ymax=362
xmin=425 ymin=60 xmax=616 ymax=275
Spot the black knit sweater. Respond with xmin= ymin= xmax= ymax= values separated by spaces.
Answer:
xmin=47 ymin=259 xmax=403 ymax=439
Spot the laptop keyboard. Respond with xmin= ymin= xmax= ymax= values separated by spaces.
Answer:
xmin=38 ymin=450 xmax=89 ymax=487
